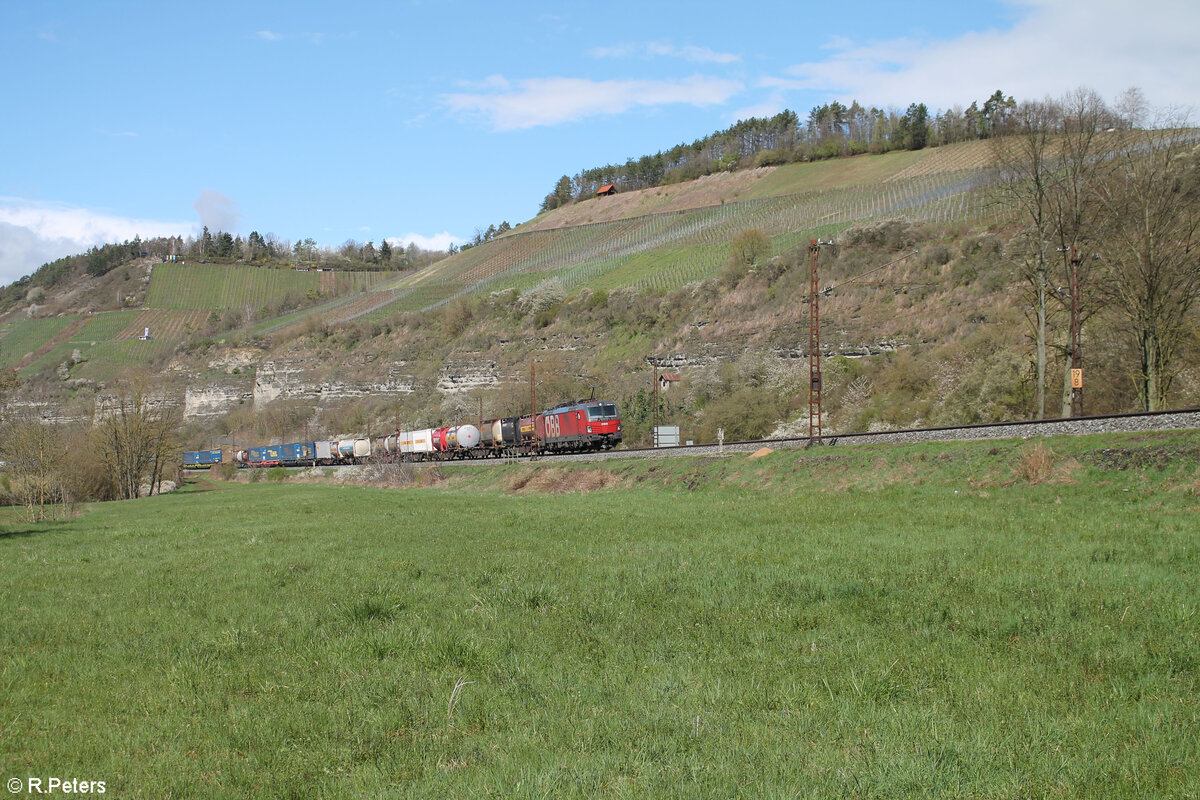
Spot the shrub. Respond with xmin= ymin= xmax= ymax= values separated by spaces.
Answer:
xmin=441 ymin=298 xmax=473 ymax=337
xmin=841 ymin=218 xmax=920 ymax=251
xmin=214 ymin=462 xmax=238 ymax=481
xmin=717 ymin=258 xmax=750 ymax=288
xmin=586 ymin=289 xmax=609 ymax=311
xmin=266 ymin=466 xmax=288 ymax=483
xmin=1015 ymin=441 xmax=1056 ymax=484
xmin=533 ymin=303 xmax=560 ymax=329
xmin=923 ymin=244 xmax=953 ymax=267
xmin=516 ymin=280 xmax=566 ymax=316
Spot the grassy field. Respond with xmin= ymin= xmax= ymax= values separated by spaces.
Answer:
xmin=2 ymin=433 xmax=1198 ymax=798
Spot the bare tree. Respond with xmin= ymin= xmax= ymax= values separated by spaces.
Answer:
xmin=995 ymin=88 xmax=1119 ymax=417
xmin=0 ymin=413 xmax=71 ymax=521
xmin=1094 ymin=116 xmax=1200 ymax=410
xmin=92 ymin=374 xmax=181 ymax=499
xmin=0 ymin=366 xmax=18 ymax=422
xmin=993 ymin=99 xmax=1060 ymax=417
xmin=1047 ymin=88 xmax=1113 ymax=415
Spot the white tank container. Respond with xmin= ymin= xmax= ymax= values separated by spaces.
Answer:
xmin=448 ymin=424 xmax=481 ymax=449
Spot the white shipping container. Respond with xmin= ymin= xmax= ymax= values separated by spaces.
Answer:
xmin=399 ymin=429 xmax=435 ymax=454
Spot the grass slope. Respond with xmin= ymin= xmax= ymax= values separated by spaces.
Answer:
xmin=2 ymin=432 xmax=1197 ymax=798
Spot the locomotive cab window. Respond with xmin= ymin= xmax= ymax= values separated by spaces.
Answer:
xmin=586 ymin=404 xmax=618 ymax=420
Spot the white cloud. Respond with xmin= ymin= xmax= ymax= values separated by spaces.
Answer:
xmin=443 ymin=74 xmax=744 ymax=130
xmin=774 ymin=0 xmax=1200 ymax=111
xmin=0 ymin=199 xmax=190 ymax=285
xmin=256 ymin=30 xmax=285 ymax=41
xmin=193 ymin=190 xmax=242 ymax=233
xmin=590 ymin=42 xmax=741 ymax=64
xmin=386 ymin=232 xmax=460 ymax=252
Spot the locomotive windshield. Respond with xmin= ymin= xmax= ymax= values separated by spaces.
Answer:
xmin=586 ymin=403 xmax=618 ymax=420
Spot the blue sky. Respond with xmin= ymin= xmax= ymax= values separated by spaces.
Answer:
xmin=2 ymin=0 xmax=1197 ymax=285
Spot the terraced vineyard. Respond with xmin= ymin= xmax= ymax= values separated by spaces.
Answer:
xmin=116 ymin=309 xmax=212 ymax=340
xmin=146 ymin=264 xmax=400 ymax=310
xmin=10 ymin=309 xmax=215 ymax=379
xmin=0 ymin=317 xmax=76 ymax=368
xmin=353 ymin=169 xmax=998 ymax=315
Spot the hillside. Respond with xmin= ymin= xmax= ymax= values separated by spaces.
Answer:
xmin=2 ymin=139 xmax=1198 ymax=448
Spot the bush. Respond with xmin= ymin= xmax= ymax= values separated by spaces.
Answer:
xmin=516 ymin=280 xmax=566 ymax=316
xmin=533 ymin=304 xmax=560 ymax=329
xmin=841 ymin=218 xmax=921 ymax=251
xmin=586 ymin=289 xmax=609 ymax=311
xmin=1015 ymin=441 xmax=1056 ymax=484
xmin=266 ymin=466 xmax=288 ymax=483
xmin=923 ymin=244 xmax=953 ymax=267
xmin=718 ymin=258 xmax=750 ymax=288
xmin=213 ymin=462 xmax=238 ymax=481
xmin=442 ymin=299 xmax=474 ymax=336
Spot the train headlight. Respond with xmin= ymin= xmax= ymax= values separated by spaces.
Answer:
xmin=587 ymin=426 xmax=593 ymax=433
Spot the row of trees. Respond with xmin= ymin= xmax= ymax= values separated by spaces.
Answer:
xmin=200 ymin=228 xmax=442 ymax=270
xmin=455 ymin=220 xmax=514 ymax=253
xmin=996 ymin=88 xmax=1199 ymax=413
xmin=541 ymin=91 xmax=1017 ymax=210
xmin=0 ymin=236 xmax=171 ymax=308
xmin=0 ymin=372 xmax=180 ymax=520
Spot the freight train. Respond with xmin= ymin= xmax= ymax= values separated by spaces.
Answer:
xmin=183 ymin=398 xmax=622 ymax=468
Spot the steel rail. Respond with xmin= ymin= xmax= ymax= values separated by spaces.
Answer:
xmin=185 ymin=407 xmax=1200 ymax=472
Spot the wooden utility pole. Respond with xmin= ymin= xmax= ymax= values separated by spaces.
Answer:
xmin=652 ymin=358 xmax=659 ymax=438
xmin=808 ymin=239 xmax=822 ymax=443
xmin=1069 ymin=245 xmax=1084 ymax=417
xmin=529 ymin=360 xmax=539 ymax=448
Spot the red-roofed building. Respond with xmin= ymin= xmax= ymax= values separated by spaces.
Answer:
xmin=597 ymin=184 xmax=617 ymax=196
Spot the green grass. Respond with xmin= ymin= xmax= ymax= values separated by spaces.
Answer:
xmin=0 ymin=317 xmax=75 ymax=367
xmin=2 ymin=433 xmax=1198 ymax=798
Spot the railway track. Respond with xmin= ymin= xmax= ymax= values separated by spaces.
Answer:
xmin=513 ymin=407 xmax=1200 ymax=465
xmin=364 ymin=407 xmax=1200 ymax=469
xmin=190 ymin=408 xmax=1200 ymax=475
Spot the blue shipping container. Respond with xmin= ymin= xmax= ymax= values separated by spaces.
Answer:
xmin=248 ymin=446 xmax=282 ymax=465
xmin=279 ymin=442 xmax=316 ymax=464
xmin=184 ymin=449 xmax=222 ymax=467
